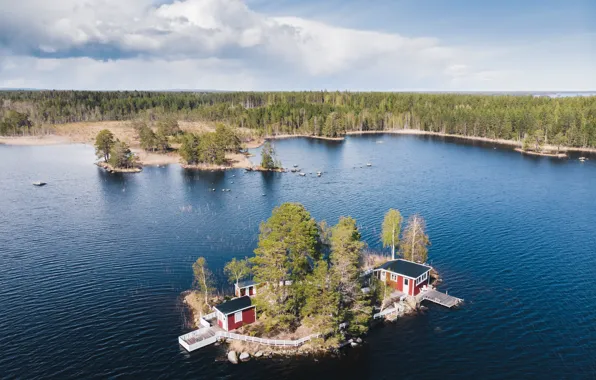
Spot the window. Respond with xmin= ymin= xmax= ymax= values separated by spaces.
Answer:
xmin=416 ymin=272 xmax=429 ymax=286
xmin=390 ymin=273 xmax=397 ymax=282
xmin=234 ymin=311 xmax=243 ymax=323
xmin=404 ymin=278 xmax=409 ymax=286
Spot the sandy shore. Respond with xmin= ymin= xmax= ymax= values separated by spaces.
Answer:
xmin=514 ymin=148 xmax=568 ymax=158
xmin=0 ymin=135 xmax=71 ymax=146
xmin=347 ymin=129 xmax=596 ymax=154
xmin=4 ymin=126 xmax=596 ymax=158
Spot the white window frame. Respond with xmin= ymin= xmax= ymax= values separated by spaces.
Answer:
xmin=416 ymin=272 xmax=428 ymax=286
xmin=234 ymin=311 xmax=243 ymax=323
xmin=390 ymin=273 xmax=397 ymax=282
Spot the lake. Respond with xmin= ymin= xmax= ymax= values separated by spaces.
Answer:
xmin=1 ymin=135 xmax=595 ymax=379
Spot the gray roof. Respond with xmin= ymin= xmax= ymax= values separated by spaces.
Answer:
xmin=214 ymin=296 xmax=253 ymax=315
xmin=236 ymin=279 xmax=257 ymax=288
xmin=378 ymin=259 xmax=431 ymax=279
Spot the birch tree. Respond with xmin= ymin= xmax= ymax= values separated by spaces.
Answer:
xmin=224 ymin=257 xmax=251 ymax=286
xmin=400 ymin=214 xmax=430 ymax=263
xmin=192 ymin=257 xmax=214 ymax=315
xmin=381 ymin=209 xmax=402 ymax=260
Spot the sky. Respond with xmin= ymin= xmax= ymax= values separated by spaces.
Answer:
xmin=0 ymin=0 xmax=594 ymax=91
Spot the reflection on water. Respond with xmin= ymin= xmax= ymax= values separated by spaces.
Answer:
xmin=1 ymin=135 xmax=596 ymax=379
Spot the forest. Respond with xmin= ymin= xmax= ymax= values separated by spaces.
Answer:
xmin=1 ymin=90 xmax=596 ymax=148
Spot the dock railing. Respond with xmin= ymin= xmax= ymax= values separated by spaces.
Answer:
xmin=216 ymin=331 xmax=320 ymax=347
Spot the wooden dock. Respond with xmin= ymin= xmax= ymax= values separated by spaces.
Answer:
xmin=419 ymin=289 xmax=463 ymax=308
xmin=179 ymin=328 xmax=320 ymax=353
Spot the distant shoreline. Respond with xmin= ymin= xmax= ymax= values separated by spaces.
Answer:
xmin=3 ymin=128 xmax=595 ymax=163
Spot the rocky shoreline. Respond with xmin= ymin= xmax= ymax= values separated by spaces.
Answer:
xmin=182 ymin=267 xmax=444 ymax=364
xmin=95 ymin=161 xmax=142 ymax=173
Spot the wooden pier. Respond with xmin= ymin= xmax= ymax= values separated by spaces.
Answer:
xmin=419 ymin=289 xmax=463 ymax=308
xmin=179 ymin=326 xmax=320 ymax=353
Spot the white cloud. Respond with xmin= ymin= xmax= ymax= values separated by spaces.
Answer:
xmin=0 ymin=0 xmax=593 ymax=90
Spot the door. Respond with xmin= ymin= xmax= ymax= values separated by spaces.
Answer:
xmin=403 ymin=278 xmax=410 ymax=295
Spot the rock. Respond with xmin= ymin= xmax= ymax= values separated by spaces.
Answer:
xmin=255 ymin=351 xmax=263 ymax=358
xmin=227 ymin=351 xmax=238 ymax=364
xmin=350 ymin=341 xmax=358 ymax=347
xmin=356 ymin=337 xmax=363 ymax=344
xmin=405 ymin=296 xmax=418 ymax=310
xmin=239 ymin=352 xmax=250 ymax=362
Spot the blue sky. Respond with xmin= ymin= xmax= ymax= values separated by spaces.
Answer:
xmin=0 ymin=0 xmax=594 ymax=91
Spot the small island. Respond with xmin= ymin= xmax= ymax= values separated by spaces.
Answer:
xmin=180 ymin=204 xmax=460 ymax=362
xmin=515 ymin=129 xmax=568 ymax=158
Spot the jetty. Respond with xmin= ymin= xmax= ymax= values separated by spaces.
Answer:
xmin=179 ymin=311 xmax=319 ymax=352
xmin=419 ymin=289 xmax=462 ymax=308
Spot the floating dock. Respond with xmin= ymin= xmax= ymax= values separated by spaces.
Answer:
xmin=419 ymin=289 xmax=463 ymax=308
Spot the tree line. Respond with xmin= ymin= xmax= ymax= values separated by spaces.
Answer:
xmin=192 ymin=203 xmax=431 ymax=345
xmin=3 ymin=90 xmax=594 ymax=148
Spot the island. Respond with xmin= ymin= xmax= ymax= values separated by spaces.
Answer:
xmin=179 ymin=204 xmax=460 ymax=362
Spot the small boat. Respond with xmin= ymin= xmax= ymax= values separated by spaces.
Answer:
xmin=317 ymin=172 xmax=322 ymax=177
xmin=293 ymin=164 xmax=299 ymax=168
xmin=32 ymin=181 xmax=46 ymax=187
xmin=376 ymin=140 xmax=384 ymax=144
xmin=366 ymin=163 xmax=372 ymax=167
xmin=579 ymin=157 xmax=587 ymax=162
xmin=299 ymin=173 xmax=306 ymax=177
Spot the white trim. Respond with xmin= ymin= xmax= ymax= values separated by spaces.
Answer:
xmin=214 ymin=304 xmax=255 ymax=315
xmin=374 ymin=267 xmax=431 ymax=281
xmin=234 ymin=311 xmax=243 ymax=323
xmin=390 ymin=273 xmax=397 ymax=282
xmin=415 ymin=271 xmax=429 ymax=286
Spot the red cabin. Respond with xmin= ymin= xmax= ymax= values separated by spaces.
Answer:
xmin=234 ymin=279 xmax=258 ymax=297
xmin=214 ymin=296 xmax=256 ymax=331
xmin=374 ymin=259 xmax=432 ymax=296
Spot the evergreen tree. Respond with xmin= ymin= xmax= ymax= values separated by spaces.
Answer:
xmin=179 ymin=133 xmax=200 ymax=164
xmin=260 ymin=141 xmax=279 ymax=169
xmin=108 ymin=140 xmax=138 ymax=169
xmin=94 ymin=129 xmax=115 ymax=162
xmin=251 ymin=203 xmax=320 ymax=331
xmin=301 ymin=260 xmax=340 ymax=339
xmin=329 ymin=217 xmax=371 ymax=336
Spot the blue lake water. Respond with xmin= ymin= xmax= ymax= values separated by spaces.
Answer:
xmin=1 ymin=135 xmax=595 ymax=379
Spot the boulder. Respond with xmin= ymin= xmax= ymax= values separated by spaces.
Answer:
xmin=356 ymin=337 xmax=363 ymax=344
xmin=227 ymin=351 xmax=238 ymax=364
xmin=255 ymin=351 xmax=264 ymax=358
xmin=404 ymin=296 xmax=418 ymax=311
xmin=239 ymin=352 xmax=251 ymax=362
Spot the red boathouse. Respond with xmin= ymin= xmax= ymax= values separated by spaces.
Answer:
xmin=214 ymin=296 xmax=256 ymax=331
xmin=374 ymin=259 xmax=432 ymax=296
xmin=234 ymin=279 xmax=258 ymax=297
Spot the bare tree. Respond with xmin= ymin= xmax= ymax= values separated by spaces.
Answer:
xmin=400 ymin=214 xmax=430 ymax=263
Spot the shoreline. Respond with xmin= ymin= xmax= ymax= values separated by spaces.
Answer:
xmin=95 ymin=161 xmax=142 ymax=173
xmin=346 ymin=129 xmax=596 ymax=154
xmin=513 ymin=148 xmax=568 ymax=158
xmin=4 ymin=128 xmax=596 ymax=158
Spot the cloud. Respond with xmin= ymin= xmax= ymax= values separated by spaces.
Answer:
xmin=0 ymin=0 xmax=593 ymax=90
